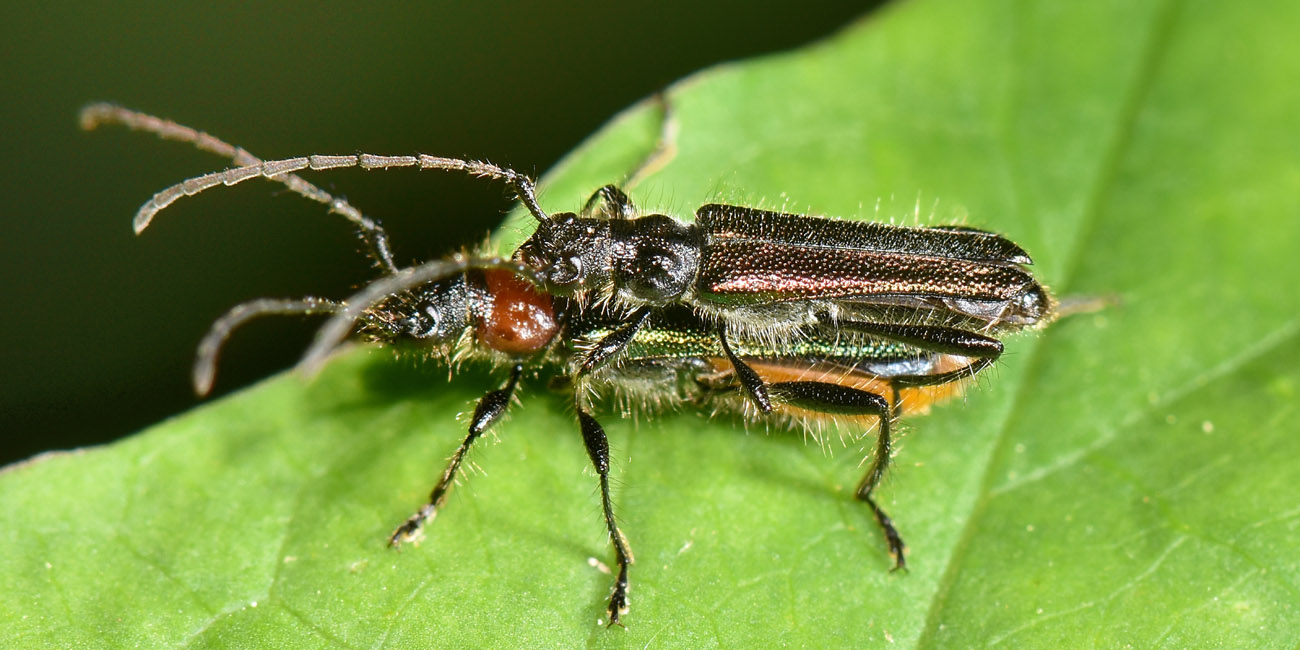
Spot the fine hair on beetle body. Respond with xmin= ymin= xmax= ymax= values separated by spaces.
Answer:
xmin=83 ymin=100 xmax=1068 ymax=627
xmin=82 ymin=101 xmax=1054 ymax=358
xmin=83 ymin=99 xmax=1055 ymax=504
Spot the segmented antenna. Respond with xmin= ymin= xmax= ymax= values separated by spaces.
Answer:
xmin=82 ymin=105 xmax=556 ymax=392
xmin=81 ymin=103 xmax=549 ymax=236
xmin=193 ymin=297 xmax=344 ymax=396
xmin=129 ymin=154 xmax=548 ymax=232
xmin=297 ymin=255 xmax=545 ymax=377
xmin=79 ymin=103 xmax=400 ymax=274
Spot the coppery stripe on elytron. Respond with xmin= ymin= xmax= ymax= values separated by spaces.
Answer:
xmin=697 ymin=241 xmax=1033 ymax=304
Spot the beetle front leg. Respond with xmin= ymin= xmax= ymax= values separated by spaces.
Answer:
xmin=389 ymin=364 xmax=523 ymax=547
xmin=581 ymin=184 xmax=638 ymax=220
xmin=580 ymin=93 xmax=679 ymax=219
xmin=575 ymin=401 xmax=634 ymax=626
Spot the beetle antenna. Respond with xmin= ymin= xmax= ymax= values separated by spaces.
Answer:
xmin=111 ymin=148 xmax=547 ymax=233
xmin=80 ymin=103 xmax=400 ymax=274
xmin=623 ymin=92 xmax=679 ymax=191
xmin=193 ymin=297 xmax=345 ymax=396
xmin=297 ymin=256 xmax=546 ymax=377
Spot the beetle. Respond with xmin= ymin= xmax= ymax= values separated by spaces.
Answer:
xmin=87 ymin=104 xmax=1055 ymax=370
xmin=84 ymin=102 xmax=1059 ymax=625
xmin=189 ymin=256 xmax=992 ymax=626
xmin=92 ymin=108 xmax=1056 ymax=476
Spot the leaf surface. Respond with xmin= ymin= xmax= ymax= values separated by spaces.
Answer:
xmin=5 ymin=0 xmax=1299 ymax=647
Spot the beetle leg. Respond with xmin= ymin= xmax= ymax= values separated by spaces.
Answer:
xmin=766 ymin=380 xmax=906 ymax=571
xmin=389 ymin=363 xmax=524 ymax=548
xmin=856 ymin=389 xmax=906 ymax=572
xmin=719 ymin=327 xmax=772 ymax=413
xmin=579 ymin=306 xmax=652 ymax=374
xmin=890 ymin=356 xmax=996 ymax=390
xmin=575 ymin=399 xmax=634 ymax=627
xmin=581 ymin=184 xmax=638 ymax=220
xmin=835 ymin=320 xmax=1003 ymax=359
xmin=579 ymin=93 xmax=678 ymax=220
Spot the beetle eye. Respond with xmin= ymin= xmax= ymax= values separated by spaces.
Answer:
xmin=551 ymin=256 xmax=583 ymax=285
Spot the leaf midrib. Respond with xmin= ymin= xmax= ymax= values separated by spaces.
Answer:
xmin=916 ymin=0 xmax=1184 ymax=644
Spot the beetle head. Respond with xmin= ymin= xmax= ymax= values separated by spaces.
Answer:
xmin=515 ymin=213 xmax=615 ymax=294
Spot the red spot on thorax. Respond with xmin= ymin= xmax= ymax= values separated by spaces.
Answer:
xmin=477 ymin=269 xmax=559 ymax=356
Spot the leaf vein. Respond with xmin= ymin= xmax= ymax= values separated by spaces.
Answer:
xmin=983 ymin=536 xmax=1187 ymax=647
xmin=989 ymin=317 xmax=1299 ymax=497
xmin=918 ymin=0 xmax=1184 ymax=645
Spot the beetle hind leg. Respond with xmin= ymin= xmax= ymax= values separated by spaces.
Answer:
xmin=853 ymin=388 xmax=906 ymax=571
xmin=765 ymin=381 xmax=906 ymax=570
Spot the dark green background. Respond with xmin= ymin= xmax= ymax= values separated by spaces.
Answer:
xmin=1 ymin=2 xmax=882 ymax=465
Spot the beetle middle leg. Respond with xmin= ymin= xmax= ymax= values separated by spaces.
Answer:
xmin=719 ymin=327 xmax=772 ymax=413
xmin=578 ymin=307 xmax=653 ymax=375
xmin=570 ymin=327 xmax=646 ymax=625
xmin=389 ymin=363 xmax=524 ymax=547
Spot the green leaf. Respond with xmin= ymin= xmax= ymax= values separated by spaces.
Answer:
xmin=6 ymin=0 xmax=1299 ymax=646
